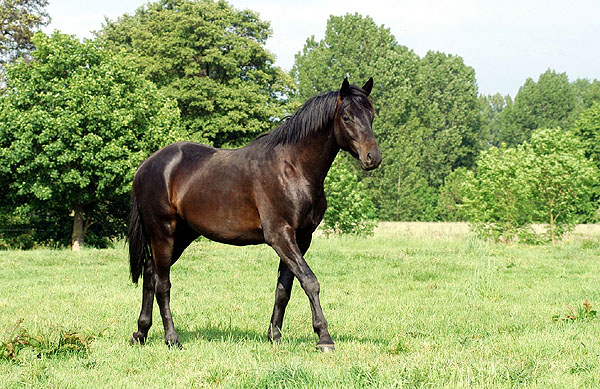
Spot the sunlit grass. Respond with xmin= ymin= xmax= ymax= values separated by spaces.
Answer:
xmin=0 ymin=223 xmax=599 ymax=387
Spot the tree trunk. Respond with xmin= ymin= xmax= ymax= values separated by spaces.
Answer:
xmin=71 ymin=204 xmax=85 ymax=251
xmin=549 ymin=211 xmax=556 ymax=245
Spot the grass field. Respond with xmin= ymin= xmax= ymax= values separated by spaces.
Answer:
xmin=1 ymin=222 xmax=599 ymax=388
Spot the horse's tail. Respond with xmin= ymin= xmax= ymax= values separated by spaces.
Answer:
xmin=127 ymin=192 xmax=151 ymax=284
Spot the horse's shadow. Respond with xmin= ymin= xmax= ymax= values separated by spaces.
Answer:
xmin=144 ymin=323 xmax=389 ymax=347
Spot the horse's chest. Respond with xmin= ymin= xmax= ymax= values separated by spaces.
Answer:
xmin=297 ymin=192 xmax=326 ymax=231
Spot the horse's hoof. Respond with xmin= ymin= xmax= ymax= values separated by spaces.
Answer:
xmin=130 ymin=332 xmax=146 ymax=345
xmin=317 ymin=344 xmax=335 ymax=353
xmin=166 ymin=339 xmax=182 ymax=349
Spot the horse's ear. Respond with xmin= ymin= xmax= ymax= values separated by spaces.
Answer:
xmin=362 ymin=77 xmax=373 ymax=96
xmin=340 ymin=77 xmax=350 ymax=99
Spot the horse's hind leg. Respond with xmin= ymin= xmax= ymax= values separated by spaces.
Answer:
xmin=151 ymin=236 xmax=181 ymax=348
xmin=268 ymin=261 xmax=294 ymax=343
xmin=130 ymin=258 xmax=156 ymax=344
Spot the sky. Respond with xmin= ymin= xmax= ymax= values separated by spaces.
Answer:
xmin=44 ymin=0 xmax=600 ymax=97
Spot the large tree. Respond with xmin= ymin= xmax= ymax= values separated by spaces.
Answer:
xmin=0 ymin=32 xmax=184 ymax=249
xmin=97 ymin=0 xmax=293 ymax=147
xmin=500 ymin=69 xmax=575 ymax=146
xmin=409 ymin=51 xmax=481 ymax=187
xmin=0 ymin=0 xmax=49 ymax=66
xmin=479 ymin=93 xmax=512 ymax=147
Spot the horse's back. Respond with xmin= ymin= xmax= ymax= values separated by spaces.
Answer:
xmin=133 ymin=142 xmax=217 ymax=217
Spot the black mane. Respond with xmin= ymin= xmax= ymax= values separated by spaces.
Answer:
xmin=254 ymin=86 xmax=372 ymax=149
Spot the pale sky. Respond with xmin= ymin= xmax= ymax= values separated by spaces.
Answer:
xmin=44 ymin=0 xmax=600 ymax=97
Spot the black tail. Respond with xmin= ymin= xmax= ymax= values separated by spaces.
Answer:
xmin=127 ymin=192 xmax=151 ymax=284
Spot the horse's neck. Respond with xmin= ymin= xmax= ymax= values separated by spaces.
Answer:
xmin=290 ymin=125 xmax=340 ymax=187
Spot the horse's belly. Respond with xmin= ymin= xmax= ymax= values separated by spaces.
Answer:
xmin=200 ymin=227 xmax=265 ymax=246
xmin=182 ymin=201 xmax=264 ymax=246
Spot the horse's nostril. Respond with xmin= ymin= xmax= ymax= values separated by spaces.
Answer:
xmin=366 ymin=152 xmax=372 ymax=163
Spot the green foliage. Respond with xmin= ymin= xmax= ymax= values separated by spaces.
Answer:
xmin=466 ymin=145 xmax=536 ymax=242
xmin=385 ymin=145 xmax=438 ymax=221
xmin=479 ymin=93 xmax=513 ymax=147
xmin=437 ymin=167 xmax=474 ymax=221
xmin=97 ymin=0 xmax=294 ymax=147
xmin=322 ymin=157 xmax=376 ymax=235
xmin=500 ymin=69 xmax=575 ymax=146
xmin=572 ymin=78 xmax=600 ymax=112
xmin=1 ymin=318 xmax=96 ymax=362
xmin=292 ymin=13 xmax=482 ymax=221
xmin=526 ymin=128 xmax=598 ymax=241
xmin=0 ymin=31 xmax=184 ymax=247
xmin=464 ymin=128 xmax=598 ymax=243
xmin=410 ymin=51 xmax=481 ymax=186
xmin=575 ymin=102 xmax=600 ymax=171
xmin=0 ymin=0 xmax=49 ymax=66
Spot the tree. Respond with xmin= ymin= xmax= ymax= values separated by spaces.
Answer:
xmin=526 ymin=128 xmax=598 ymax=243
xmin=409 ymin=51 xmax=481 ymax=188
xmin=437 ymin=167 xmax=473 ymax=221
xmin=0 ymin=0 xmax=49 ymax=66
xmin=572 ymin=78 xmax=600 ymax=113
xmin=97 ymin=0 xmax=293 ymax=147
xmin=575 ymin=102 xmax=600 ymax=171
xmin=465 ymin=145 xmax=535 ymax=242
xmin=479 ymin=93 xmax=512 ymax=147
xmin=0 ymin=32 xmax=184 ymax=249
xmin=501 ymin=69 xmax=574 ymax=146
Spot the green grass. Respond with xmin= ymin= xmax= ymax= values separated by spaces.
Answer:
xmin=0 ymin=223 xmax=599 ymax=388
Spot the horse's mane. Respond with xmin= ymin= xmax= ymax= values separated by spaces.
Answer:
xmin=253 ymin=86 xmax=372 ymax=150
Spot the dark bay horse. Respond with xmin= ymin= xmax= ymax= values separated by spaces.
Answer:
xmin=127 ymin=78 xmax=382 ymax=351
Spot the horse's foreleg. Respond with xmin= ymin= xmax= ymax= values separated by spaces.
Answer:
xmin=268 ymin=236 xmax=312 ymax=343
xmin=268 ymin=227 xmax=333 ymax=351
xmin=130 ymin=258 xmax=156 ymax=344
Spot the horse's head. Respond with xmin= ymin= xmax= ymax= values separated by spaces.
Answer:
xmin=334 ymin=77 xmax=382 ymax=170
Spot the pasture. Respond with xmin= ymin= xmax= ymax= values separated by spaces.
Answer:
xmin=1 ymin=222 xmax=599 ymax=388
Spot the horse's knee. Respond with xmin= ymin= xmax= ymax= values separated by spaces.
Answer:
xmin=301 ymin=276 xmax=320 ymax=296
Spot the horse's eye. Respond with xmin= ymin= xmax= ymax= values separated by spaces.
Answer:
xmin=342 ymin=115 xmax=350 ymax=122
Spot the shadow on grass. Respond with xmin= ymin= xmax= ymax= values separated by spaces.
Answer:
xmin=170 ymin=322 xmax=389 ymax=347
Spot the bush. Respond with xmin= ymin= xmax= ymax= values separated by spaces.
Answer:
xmin=437 ymin=167 xmax=474 ymax=221
xmin=322 ymin=157 xmax=377 ymax=235
xmin=526 ymin=128 xmax=598 ymax=242
xmin=464 ymin=128 xmax=598 ymax=243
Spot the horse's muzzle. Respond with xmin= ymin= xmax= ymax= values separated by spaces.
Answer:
xmin=360 ymin=147 xmax=382 ymax=170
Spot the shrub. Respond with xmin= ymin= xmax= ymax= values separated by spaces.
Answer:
xmin=464 ymin=128 xmax=598 ymax=243
xmin=323 ymin=158 xmax=377 ymax=235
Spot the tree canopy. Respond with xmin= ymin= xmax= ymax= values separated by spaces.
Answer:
xmin=97 ymin=0 xmax=293 ymax=147
xmin=0 ymin=31 xmax=184 ymax=249
xmin=0 ymin=0 xmax=49 ymax=66
xmin=499 ymin=69 xmax=574 ymax=146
